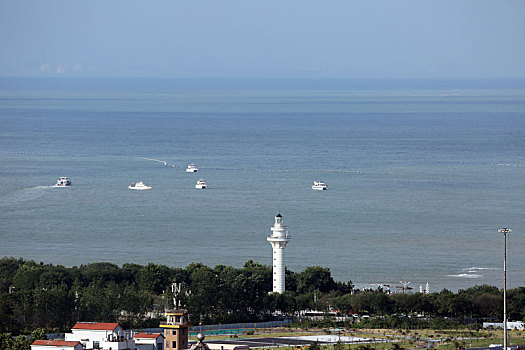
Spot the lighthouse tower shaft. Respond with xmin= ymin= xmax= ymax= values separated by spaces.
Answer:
xmin=267 ymin=214 xmax=291 ymax=293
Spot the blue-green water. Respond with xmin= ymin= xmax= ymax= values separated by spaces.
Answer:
xmin=1 ymin=78 xmax=524 ymax=292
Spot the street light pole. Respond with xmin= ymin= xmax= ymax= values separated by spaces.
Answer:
xmin=498 ymin=228 xmax=512 ymax=350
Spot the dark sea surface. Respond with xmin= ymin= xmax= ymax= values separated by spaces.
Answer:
xmin=1 ymin=77 xmax=524 ymax=292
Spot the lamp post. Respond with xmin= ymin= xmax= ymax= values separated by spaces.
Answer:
xmin=498 ymin=228 xmax=512 ymax=350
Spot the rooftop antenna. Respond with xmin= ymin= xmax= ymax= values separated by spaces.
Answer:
xmin=399 ymin=281 xmax=411 ymax=294
xmin=171 ymin=282 xmax=182 ymax=308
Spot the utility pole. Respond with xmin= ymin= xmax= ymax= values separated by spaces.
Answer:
xmin=498 ymin=228 xmax=512 ymax=350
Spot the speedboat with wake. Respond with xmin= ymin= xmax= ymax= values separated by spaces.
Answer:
xmin=128 ymin=181 xmax=152 ymax=190
xmin=312 ymin=180 xmax=328 ymax=190
xmin=186 ymin=163 xmax=199 ymax=172
xmin=54 ymin=177 xmax=71 ymax=187
xmin=195 ymin=179 xmax=208 ymax=189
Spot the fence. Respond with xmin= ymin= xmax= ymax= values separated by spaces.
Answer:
xmin=140 ymin=319 xmax=293 ymax=336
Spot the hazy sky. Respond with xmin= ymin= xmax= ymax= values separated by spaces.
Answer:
xmin=1 ymin=0 xmax=524 ymax=78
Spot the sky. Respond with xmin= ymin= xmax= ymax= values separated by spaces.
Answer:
xmin=0 ymin=0 xmax=524 ymax=78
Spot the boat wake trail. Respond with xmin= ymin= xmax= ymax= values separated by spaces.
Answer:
xmin=136 ymin=158 xmax=383 ymax=174
xmin=202 ymin=167 xmax=379 ymax=174
xmin=0 ymin=186 xmax=52 ymax=207
xmin=138 ymin=157 xmax=169 ymax=166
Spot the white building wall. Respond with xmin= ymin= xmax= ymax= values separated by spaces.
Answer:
xmin=100 ymin=339 xmax=136 ymax=349
xmin=31 ymin=346 xmax=83 ymax=350
xmin=135 ymin=337 xmax=164 ymax=350
xmin=64 ymin=326 xmax=134 ymax=349
xmin=272 ymin=244 xmax=285 ymax=293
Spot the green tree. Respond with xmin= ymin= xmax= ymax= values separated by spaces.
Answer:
xmin=435 ymin=289 xmax=456 ymax=317
xmin=391 ymin=343 xmax=405 ymax=350
xmin=265 ymin=291 xmax=296 ymax=314
xmin=79 ymin=262 xmax=122 ymax=287
xmin=370 ymin=291 xmax=394 ymax=315
xmin=309 ymin=341 xmax=321 ymax=350
xmin=186 ymin=263 xmax=220 ymax=323
xmin=297 ymin=266 xmax=336 ymax=294
xmin=29 ymin=328 xmax=47 ymax=344
xmin=356 ymin=345 xmax=375 ymax=350
xmin=0 ymin=333 xmax=13 ymax=350
xmin=296 ymin=292 xmax=314 ymax=311
xmin=0 ymin=257 xmax=24 ymax=292
xmin=334 ymin=339 xmax=345 ymax=350
xmin=507 ymin=287 xmax=525 ymax=321
xmin=12 ymin=335 xmax=30 ymax=350
xmin=138 ymin=263 xmax=172 ymax=294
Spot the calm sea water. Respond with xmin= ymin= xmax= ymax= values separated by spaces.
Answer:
xmin=1 ymin=77 xmax=524 ymax=292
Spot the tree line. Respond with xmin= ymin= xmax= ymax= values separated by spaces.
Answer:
xmin=1 ymin=257 xmax=524 ymax=335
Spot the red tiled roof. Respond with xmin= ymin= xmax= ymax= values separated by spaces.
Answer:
xmin=72 ymin=322 xmax=120 ymax=330
xmin=32 ymin=340 xmax=80 ymax=347
xmin=134 ymin=332 xmax=163 ymax=339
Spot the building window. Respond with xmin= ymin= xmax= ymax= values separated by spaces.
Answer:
xmin=173 ymin=341 xmax=177 ymax=348
xmin=173 ymin=329 xmax=177 ymax=336
xmin=93 ymin=341 xmax=100 ymax=349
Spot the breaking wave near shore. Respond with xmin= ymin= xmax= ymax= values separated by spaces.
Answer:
xmin=446 ymin=267 xmax=499 ymax=279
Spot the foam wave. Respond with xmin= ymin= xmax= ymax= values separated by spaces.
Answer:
xmin=461 ymin=267 xmax=498 ymax=271
xmin=447 ymin=273 xmax=483 ymax=279
xmin=138 ymin=157 xmax=168 ymax=166
xmin=496 ymin=163 xmax=522 ymax=167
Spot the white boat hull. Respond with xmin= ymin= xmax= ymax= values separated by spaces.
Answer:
xmin=129 ymin=181 xmax=151 ymax=190
xmin=129 ymin=186 xmax=151 ymax=190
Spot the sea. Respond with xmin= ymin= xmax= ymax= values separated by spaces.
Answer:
xmin=1 ymin=77 xmax=524 ymax=293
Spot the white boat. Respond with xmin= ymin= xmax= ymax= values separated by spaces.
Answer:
xmin=312 ymin=180 xmax=328 ymax=190
xmin=54 ymin=177 xmax=71 ymax=187
xmin=128 ymin=181 xmax=152 ymax=190
xmin=195 ymin=179 xmax=208 ymax=189
xmin=186 ymin=164 xmax=199 ymax=172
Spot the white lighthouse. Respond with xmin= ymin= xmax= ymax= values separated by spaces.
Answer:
xmin=267 ymin=213 xmax=291 ymax=293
